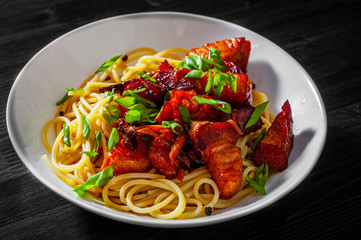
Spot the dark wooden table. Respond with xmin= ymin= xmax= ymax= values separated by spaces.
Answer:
xmin=1 ymin=0 xmax=360 ymax=239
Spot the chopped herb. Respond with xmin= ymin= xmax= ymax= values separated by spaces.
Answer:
xmin=114 ymin=96 xmax=138 ymax=108
xmin=73 ymin=163 xmax=116 ymax=198
xmin=82 ymin=130 xmax=102 ymax=162
xmin=102 ymin=112 xmax=117 ymax=128
xmin=125 ymin=109 xmax=141 ymax=123
xmin=244 ymin=101 xmax=269 ymax=129
xmin=56 ymin=88 xmax=83 ymax=106
xmin=81 ymin=115 xmax=91 ymax=140
xmin=146 ymin=112 xmax=159 ymax=123
xmin=251 ymin=128 xmax=267 ymax=151
xmin=163 ymin=90 xmax=172 ymax=101
xmin=185 ymin=70 xmax=206 ymax=79
xmin=122 ymin=88 xmax=157 ymax=109
xmin=95 ymin=54 xmax=122 ymax=73
xmin=63 ymin=123 xmax=71 ymax=147
xmin=82 ymin=151 xmax=99 ymax=162
xmin=105 ymin=88 xmax=115 ymax=103
xmin=108 ymin=128 xmax=120 ymax=151
xmin=138 ymin=72 xmax=156 ymax=82
xmin=209 ymin=48 xmax=223 ymax=64
xmin=105 ymin=105 xmax=122 ymax=119
xmin=162 ymin=121 xmax=183 ymax=135
xmin=178 ymin=106 xmax=192 ymax=124
xmin=246 ymin=163 xmax=269 ymax=195
xmin=93 ymin=131 xmax=102 ymax=152
xmin=193 ymin=96 xmax=232 ymax=114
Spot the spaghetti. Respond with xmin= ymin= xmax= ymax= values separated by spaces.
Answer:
xmin=41 ymin=46 xmax=273 ymax=220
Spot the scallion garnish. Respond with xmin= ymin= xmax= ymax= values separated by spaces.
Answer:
xmin=108 ymin=127 xmax=120 ymax=151
xmin=104 ymin=88 xmax=115 ymax=103
xmin=81 ymin=115 xmax=91 ymax=140
xmin=122 ymin=88 xmax=157 ymax=109
xmin=82 ymin=130 xmax=102 ymax=162
xmin=162 ymin=120 xmax=183 ymax=135
xmin=125 ymin=109 xmax=141 ymax=123
xmin=193 ymin=96 xmax=232 ymax=114
xmin=185 ymin=70 xmax=206 ymax=79
xmin=102 ymin=112 xmax=117 ymax=128
xmin=56 ymin=88 xmax=83 ymax=106
xmin=209 ymin=48 xmax=223 ymax=64
xmin=105 ymin=105 xmax=122 ymax=119
xmin=244 ymin=101 xmax=269 ymax=129
xmin=251 ymin=128 xmax=267 ymax=151
xmin=63 ymin=123 xmax=71 ymax=147
xmin=95 ymin=54 xmax=122 ymax=73
xmin=73 ymin=163 xmax=116 ymax=198
xmin=246 ymin=163 xmax=269 ymax=195
xmin=93 ymin=130 xmax=102 ymax=152
xmin=178 ymin=106 xmax=192 ymax=124
xmin=82 ymin=151 xmax=99 ymax=162
xmin=138 ymin=72 xmax=156 ymax=82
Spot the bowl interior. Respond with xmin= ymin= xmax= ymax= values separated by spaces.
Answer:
xmin=6 ymin=12 xmax=327 ymax=227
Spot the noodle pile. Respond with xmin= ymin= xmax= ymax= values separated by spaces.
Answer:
xmin=41 ymin=47 xmax=273 ymax=219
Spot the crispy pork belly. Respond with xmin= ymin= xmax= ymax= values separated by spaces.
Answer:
xmin=155 ymin=89 xmax=225 ymax=123
xmin=147 ymin=132 xmax=182 ymax=179
xmin=252 ymin=100 xmax=294 ymax=171
xmin=222 ymin=105 xmax=264 ymax=134
xmin=101 ymin=138 xmax=152 ymax=174
xmin=122 ymin=78 xmax=166 ymax=105
xmin=187 ymin=37 xmax=251 ymax=73
xmin=189 ymin=121 xmax=242 ymax=199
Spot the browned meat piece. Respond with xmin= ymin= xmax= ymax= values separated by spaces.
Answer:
xmin=222 ymin=105 xmax=264 ymax=134
xmin=189 ymin=121 xmax=242 ymax=199
xmin=155 ymin=89 xmax=225 ymax=123
xmin=122 ymin=78 xmax=166 ymax=105
xmin=147 ymin=131 xmax=182 ymax=179
xmin=252 ymin=100 xmax=294 ymax=171
xmin=101 ymin=138 xmax=152 ymax=174
xmin=187 ymin=37 xmax=251 ymax=72
xmin=154 ymin=68 xmax=195 ymax=91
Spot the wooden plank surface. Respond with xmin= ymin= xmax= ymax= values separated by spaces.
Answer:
xmin=1 ymin=0 xmax=360 ymax=239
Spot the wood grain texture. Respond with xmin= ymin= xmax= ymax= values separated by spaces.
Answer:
xmin=1 ymin=0 xmax=360 ymax=239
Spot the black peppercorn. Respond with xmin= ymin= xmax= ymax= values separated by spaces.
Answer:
xmin=204 ymin=206 xmax=213 ymax=216
xmin=59 ymin=111 xmax=65 ymax=116
xmin=122 ymin=55 xmax=128 ymax=61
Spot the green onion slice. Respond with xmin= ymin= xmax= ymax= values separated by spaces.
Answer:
xmin=104 ymin=88 xmax=115 ymax=103
xmin=193 ymin=96 xmax=232 ymax=114
xmin=178 ymin=106 xmax=192 ymax=124
xmin=185 ymin=70 xmax=206 ymax=79
xmin=162 ymin=121 xmax=184 ymax=135
xmin=63 ymin=123 xmax=71 ymax=147
xmin=108 ymin=128 xmax=119 ymax=151
xmin=246 ymin=163 xmax=269 ymax=195
xmin=251 ymin=128 xmax=267 ymax=151
xmin=244 ymin=101 xmax=269 ymax=129
xmin=81 ymin=115 xmax=91 ymax=140
xmin=138 ymin=72 xmax=156 ymax=82
xmin=102 ymin=112 xmax=117 ymax=128
xmin=82 ymin=151 xmax=99 ymax=162
xmin=73 ymin=163 xmax=116 ymax=198
xmin=105 ymin=105 xmax=122 ymax=119
xmin=95 ymin=54 xmax=122 ymax=73
xmin=56 ymin=88 xmax=83 ymax=106
xmin=122 ymin=88 xmax=157 ymax=109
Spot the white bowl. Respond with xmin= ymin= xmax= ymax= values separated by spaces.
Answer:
xmin=6 ymin=12 xmax=327 ymax=228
